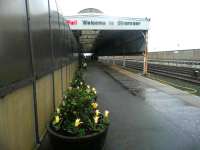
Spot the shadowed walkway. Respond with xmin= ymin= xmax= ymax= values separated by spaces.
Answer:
xmin=85 ymin=63 xmax=200 ymax=150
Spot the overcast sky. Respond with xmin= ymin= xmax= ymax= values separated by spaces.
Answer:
xmin=57 ymin=0 xmax=200 ymax=52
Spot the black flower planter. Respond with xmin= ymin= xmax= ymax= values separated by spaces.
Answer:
xmin=47 ymin=124 xmax=109 ymax=150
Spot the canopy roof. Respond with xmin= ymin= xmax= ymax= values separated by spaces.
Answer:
xmin=65 ymin=8 xmax=150 ymax=56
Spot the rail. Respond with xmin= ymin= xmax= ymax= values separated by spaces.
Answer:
xmin=100 ymin=58 xmax=200 ymax=85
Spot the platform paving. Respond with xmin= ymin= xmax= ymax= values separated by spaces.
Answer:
xmin=85 ymin=63 xmax=200 ymax=150
xmin=39 ymin=63 xmax=200 ymax=150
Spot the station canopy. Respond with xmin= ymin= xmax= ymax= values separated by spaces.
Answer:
xmin=65 ymin=8 xmax=150 ymax=56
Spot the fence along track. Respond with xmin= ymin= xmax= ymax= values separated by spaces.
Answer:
xmin=112 ymin=59 xmax=200 ymax=85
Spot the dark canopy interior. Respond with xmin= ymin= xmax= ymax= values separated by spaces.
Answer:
xmin=73 ymin=30 xmax=146 ymax=56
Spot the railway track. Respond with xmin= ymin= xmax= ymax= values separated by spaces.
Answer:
xmin=112 ymin=59 xmax=200 ymax=85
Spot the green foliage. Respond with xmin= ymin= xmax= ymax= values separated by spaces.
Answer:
xmin=51 ymin=70 xmax=109 ymax=137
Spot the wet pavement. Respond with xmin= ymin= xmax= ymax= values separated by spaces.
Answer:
xmin=85 ymin=64 xmax=200 ymax=150
xmin=39 ymin=63 xmax=200 ymax=150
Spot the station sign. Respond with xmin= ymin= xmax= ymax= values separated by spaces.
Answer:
xmin=64 ymin=15 xmax=150 ymax=30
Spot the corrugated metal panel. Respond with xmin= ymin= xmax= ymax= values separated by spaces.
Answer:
xmin=59 ymin=15 xmax=66 ymax=62
xmin=53 ymin=12 xmax=66 ymax=65
xmin=0 ymin=0 xmax=32 ymax=88
xmin=28 ymin=0 xmax=53 ymax=76
xmin=0 ymin=0 xmax=78 ymax=96
xmin=63 ymin=20 xmax=72 ymax=60
xmin=49 ymin=0 xmax=60 ymax=66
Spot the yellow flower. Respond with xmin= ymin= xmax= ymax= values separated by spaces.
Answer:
xmin=94 ymin=116 xmax=99 ymax=124
xmin=62 ymin=101 xmax=65 ymax=106
xmin=53 ymin=115 xmax=60 ymax=124
xmin=91 ymin=102 xmax=98 ymax=109
xmin=77 ymin=86 xmax=80 ymax=89
xmin=75 ymin=118 xmax=82 ymax=127
xmin=104 ymin=110 xmax=109 ymax=118
xmin=73 ymin=111 xmax=77 ymax=114
xmin=80 ymin=82 xmax=83 ymax=85
xmin=87 ymin=85 xmax=90 ymax=89
xmin=56 ymin=108 xmax=60 ymax=114
xmin=92 ymin=87 xmax=97 ymax=94
xmin=95 ymin=109 xmax=100 ymax=116
xmin=86 ymin=88 xmax=90 ymax=93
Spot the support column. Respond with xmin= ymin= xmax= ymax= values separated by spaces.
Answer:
xmin=143 ymin=31 xmax=148 ymax=75
xmin=112 ymin=56 xmax=115 ymax=65
xmin=107 ymin=56 xmax=109 ymax=64
xmin=123 ymin=55 xmax=126 ymax=67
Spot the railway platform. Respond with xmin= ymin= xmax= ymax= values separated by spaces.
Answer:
xmin=39 ymin=63 xmax=200 ymax=150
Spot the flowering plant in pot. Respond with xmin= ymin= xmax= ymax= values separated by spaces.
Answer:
xmin=47 ymin=70 xmax=110 ymax=150
xmin=71 ymin=70 xmax=97 ymax=101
